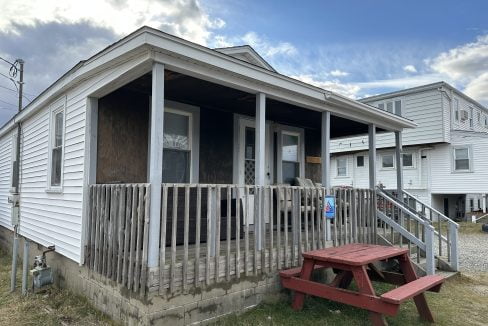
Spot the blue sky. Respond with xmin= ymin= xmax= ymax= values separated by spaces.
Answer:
xmin=0 ymin=0 xmax=487 ymax=124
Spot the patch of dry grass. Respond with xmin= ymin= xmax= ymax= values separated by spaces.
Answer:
xmin=218 ymin=272 xmax=488 ymax=326
xmin=0 ymin=248 xmax=117 ymax=326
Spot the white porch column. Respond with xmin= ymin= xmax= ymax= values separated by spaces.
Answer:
xmin=368 ymin=124 xmax=377 ymax=243
xmin=368 ymin=125 xmax=377 ymax=189
xmin=395 ymin=131 xmax=403 ymax=196
xmin=321 ymin=111 xmax=331 ymax=241
xmin=255 ymin=93 xmax=266 ymax=250
xmin=255 ymin=93 xmax=266 ymax=186
xmin=147 ymin=62 xmax=165 ymax=268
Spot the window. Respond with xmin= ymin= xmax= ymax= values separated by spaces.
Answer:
xmin=282 ymin=132 xmax=300 ymax=183
xmin=453 ymin=146 xmax=471 ymax=172
xmin=356 ymin=155 xmax=364 ymax=167
xmin=382 ymin=154 xmax=394 ymax=169
xmin=453 ymin=98 xmax=459 ymax=122
xmin=162 ymin=110 xmax=191 ymax=183
xmin=337 ymin=157 xmax=347 ymax=176
xmin=470 ymin=199 xmax=474 ymax=212
xmin=377 ymin=99 xmax=402 ymax=116
xmin=477 ymin=111 xmax=481 ymax=124
xmin=386 ymin=102 xmax=393 ymax=113
xmin=394 ymin=100 xmax=402 ymax=115
xmin=49 ymin=108 xmax=64 ymax=188
xmin=469 ymin=107 xmax=474 ymax=128
xmin=402 ymin=153 xmax=413 ymax=167
xmin=485 ymin=116 xmax=488 ymax=127
xmin=11 ymin=133 xmax=18 ymax=191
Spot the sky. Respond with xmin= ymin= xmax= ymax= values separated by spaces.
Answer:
xmin=0 ymin=0 xmax=487 ymax=125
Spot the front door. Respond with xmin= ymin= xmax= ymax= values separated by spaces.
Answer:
xmin=236 ymin=117 xmax=273 ymax=225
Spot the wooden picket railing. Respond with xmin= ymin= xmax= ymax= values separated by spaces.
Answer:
xmin=152 ymin=184 xmax=376 ymax=295
xmin=84 ymin=183 xmax=377 ymax=296
xmin=84 ymin=184 xmax=150 ymax=295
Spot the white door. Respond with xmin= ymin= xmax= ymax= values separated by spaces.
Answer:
xmin=237 ymin=117 xmax=273 ymax=225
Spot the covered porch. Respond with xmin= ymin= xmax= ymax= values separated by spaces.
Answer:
xmin=82 ymin=57 xmax=413 ymax=296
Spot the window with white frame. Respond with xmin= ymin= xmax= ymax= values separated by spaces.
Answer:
xmin=49 ymin=107 xmax=64 ymax=188
xmin=477 ymin=111 xmax=481 ymax=125
xmin=381 ymin=154 xmax=394 ymax=169
xmin=356 ymin=155 xmax=364 ymax=167
xmin=282 ymin=132 xmax=300 ymax=184
xmin=453 ymin=98 xmax=459 ymax=122
xmin=377 ymin=99 xmax=402 ymax=115
xmin=162 ymin=110 xmax=192 ymax=183
xmin=402 ymin=153 xmax=414 ymax=167
xmin=453 ymin=146 xmax=471 ymax=172
xmin=469 ymin=107 xmax=474 ymax=128
xmin=11 ymin=132 xmax=18 ymax=191
xmin=485 ymin=115 xmax=488 ymax=127
xmin=337 ymin=157 xmax=347 ymax=176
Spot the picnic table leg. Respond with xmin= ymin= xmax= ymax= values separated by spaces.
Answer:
xmin=399 ymin=254 xmax=435 ymax=322
xmin=352 ymin=265 xmax=388 ymax=326
xmin=291 ymin=259 xmax=315 ymax=311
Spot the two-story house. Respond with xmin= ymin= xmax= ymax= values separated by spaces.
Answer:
xmin=331 ymin=82 xmax=488 ymax=220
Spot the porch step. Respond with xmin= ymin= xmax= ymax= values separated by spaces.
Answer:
xmin=380 ymin=275 xmax=444 ymax=304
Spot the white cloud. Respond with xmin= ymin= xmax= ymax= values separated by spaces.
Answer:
xmin=429 ymin=35 xmax=488 ymax=81
xmin=464 ymin=72 xmax=488 ymax=104
xmin=0 ymin=0 xmax=224 ymax=45
xmin=329 ymin=69 xmax=349 ymax=77
xmin=403 ymin=65 xmax=417 ymax=73
xmin=213 ymin=32 xmax=297 ymax=57
xmin=291 ymin=74 xmax=360 ymax=99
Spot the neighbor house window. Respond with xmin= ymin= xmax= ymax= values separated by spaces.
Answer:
xmin=49 ymin=107 xmax=64 ymax=187
xmin=485 ymin=116 xmax=488 ymax=127
xmin=377 ymin=100 xmax=401 ymax=115
xmin=453 ymin=146 xmax=471 ymax=172
xmin=382 ymin=154 xmax=394 ymax=169
xmin=282 ymin=132 xmax=300 ymax=184
xmin=337 ymin=157 xmax=347 ymax=176
xmin=469 ymin=107 xmax=474 ymax=128
xmin=402 ymin=153 xmax=414 ymax=167
xmin=477 ymin=111 xmax=481 ymax=124
xmin=453 ymin=98 xmax=459 ymax=122
xmin=356 ymin=155 xmax=364 ymax=167
xmin=163 ymin=110 xmax=192 ymax=183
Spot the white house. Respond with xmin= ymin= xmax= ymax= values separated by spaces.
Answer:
xmin=331 ymin=82 xmax=488 ymax=220
xmin=0 ymin=26 xmax=421 ymax=324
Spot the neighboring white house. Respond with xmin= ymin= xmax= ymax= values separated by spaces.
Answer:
xmin=331 ymin=82 xmax=488 ymax=220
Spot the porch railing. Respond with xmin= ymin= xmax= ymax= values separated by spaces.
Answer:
xmin=376 ymin=188 xmax=459 ymax=273
xmin=84 ymin=183 xmax=377 ymax=295
xmin=153 ymin=184 xmax=376 ymax=295
xmin=84 ymin=184 xmax=151 ymax=295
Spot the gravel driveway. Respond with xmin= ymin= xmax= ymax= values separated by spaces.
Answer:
xmin=458 ymin=231 xmax=488 ymax=272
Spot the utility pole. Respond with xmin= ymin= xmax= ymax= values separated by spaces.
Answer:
xmin=10 ymin=59 xmax=24 ymax=292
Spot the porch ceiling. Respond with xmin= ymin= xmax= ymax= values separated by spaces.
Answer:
xmin=121 ymin=72 xmax=386 ymax=138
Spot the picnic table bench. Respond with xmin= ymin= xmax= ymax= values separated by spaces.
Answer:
xmin=280 ymin=243 xmax=445 ymax=326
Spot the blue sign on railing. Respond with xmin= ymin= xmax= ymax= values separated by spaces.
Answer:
xmin=324 ymin=195 xmax=335 ymax=219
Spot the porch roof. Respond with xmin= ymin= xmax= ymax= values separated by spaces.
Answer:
xmin=0 ymin=26 xmax=416 ymax=139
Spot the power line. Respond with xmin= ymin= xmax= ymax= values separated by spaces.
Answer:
xmin=0 ymin=84 xmax=35 ymax=97
xmin=0 ymin=56 xmax=15 ymax=66
xmin=0 ymin=106 xmax=16 ymax=111
xmin=0 ymin=98 xmax=16 ymax=107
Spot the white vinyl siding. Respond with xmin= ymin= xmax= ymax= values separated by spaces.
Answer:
xmin=331 ymin=89 xmax=444 ymax=152
xmin=430 ymin=132 xmax=488 ymax=194
xmin=0 ymin=131 xmax=13 ymax=229
xmin=7 ymin=54 xmax=146 ymax=263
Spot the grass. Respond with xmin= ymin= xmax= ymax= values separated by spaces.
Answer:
xmin=217 ymin=272 xmax=488 ymax=326
xmin=0 ymin=248 xmax=117 ymax=326
xmin=435 ymin=221 xmax=487 ymax=235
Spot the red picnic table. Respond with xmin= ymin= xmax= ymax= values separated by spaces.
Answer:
xmin=280 ymin=243 xmax=445 ymax=326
